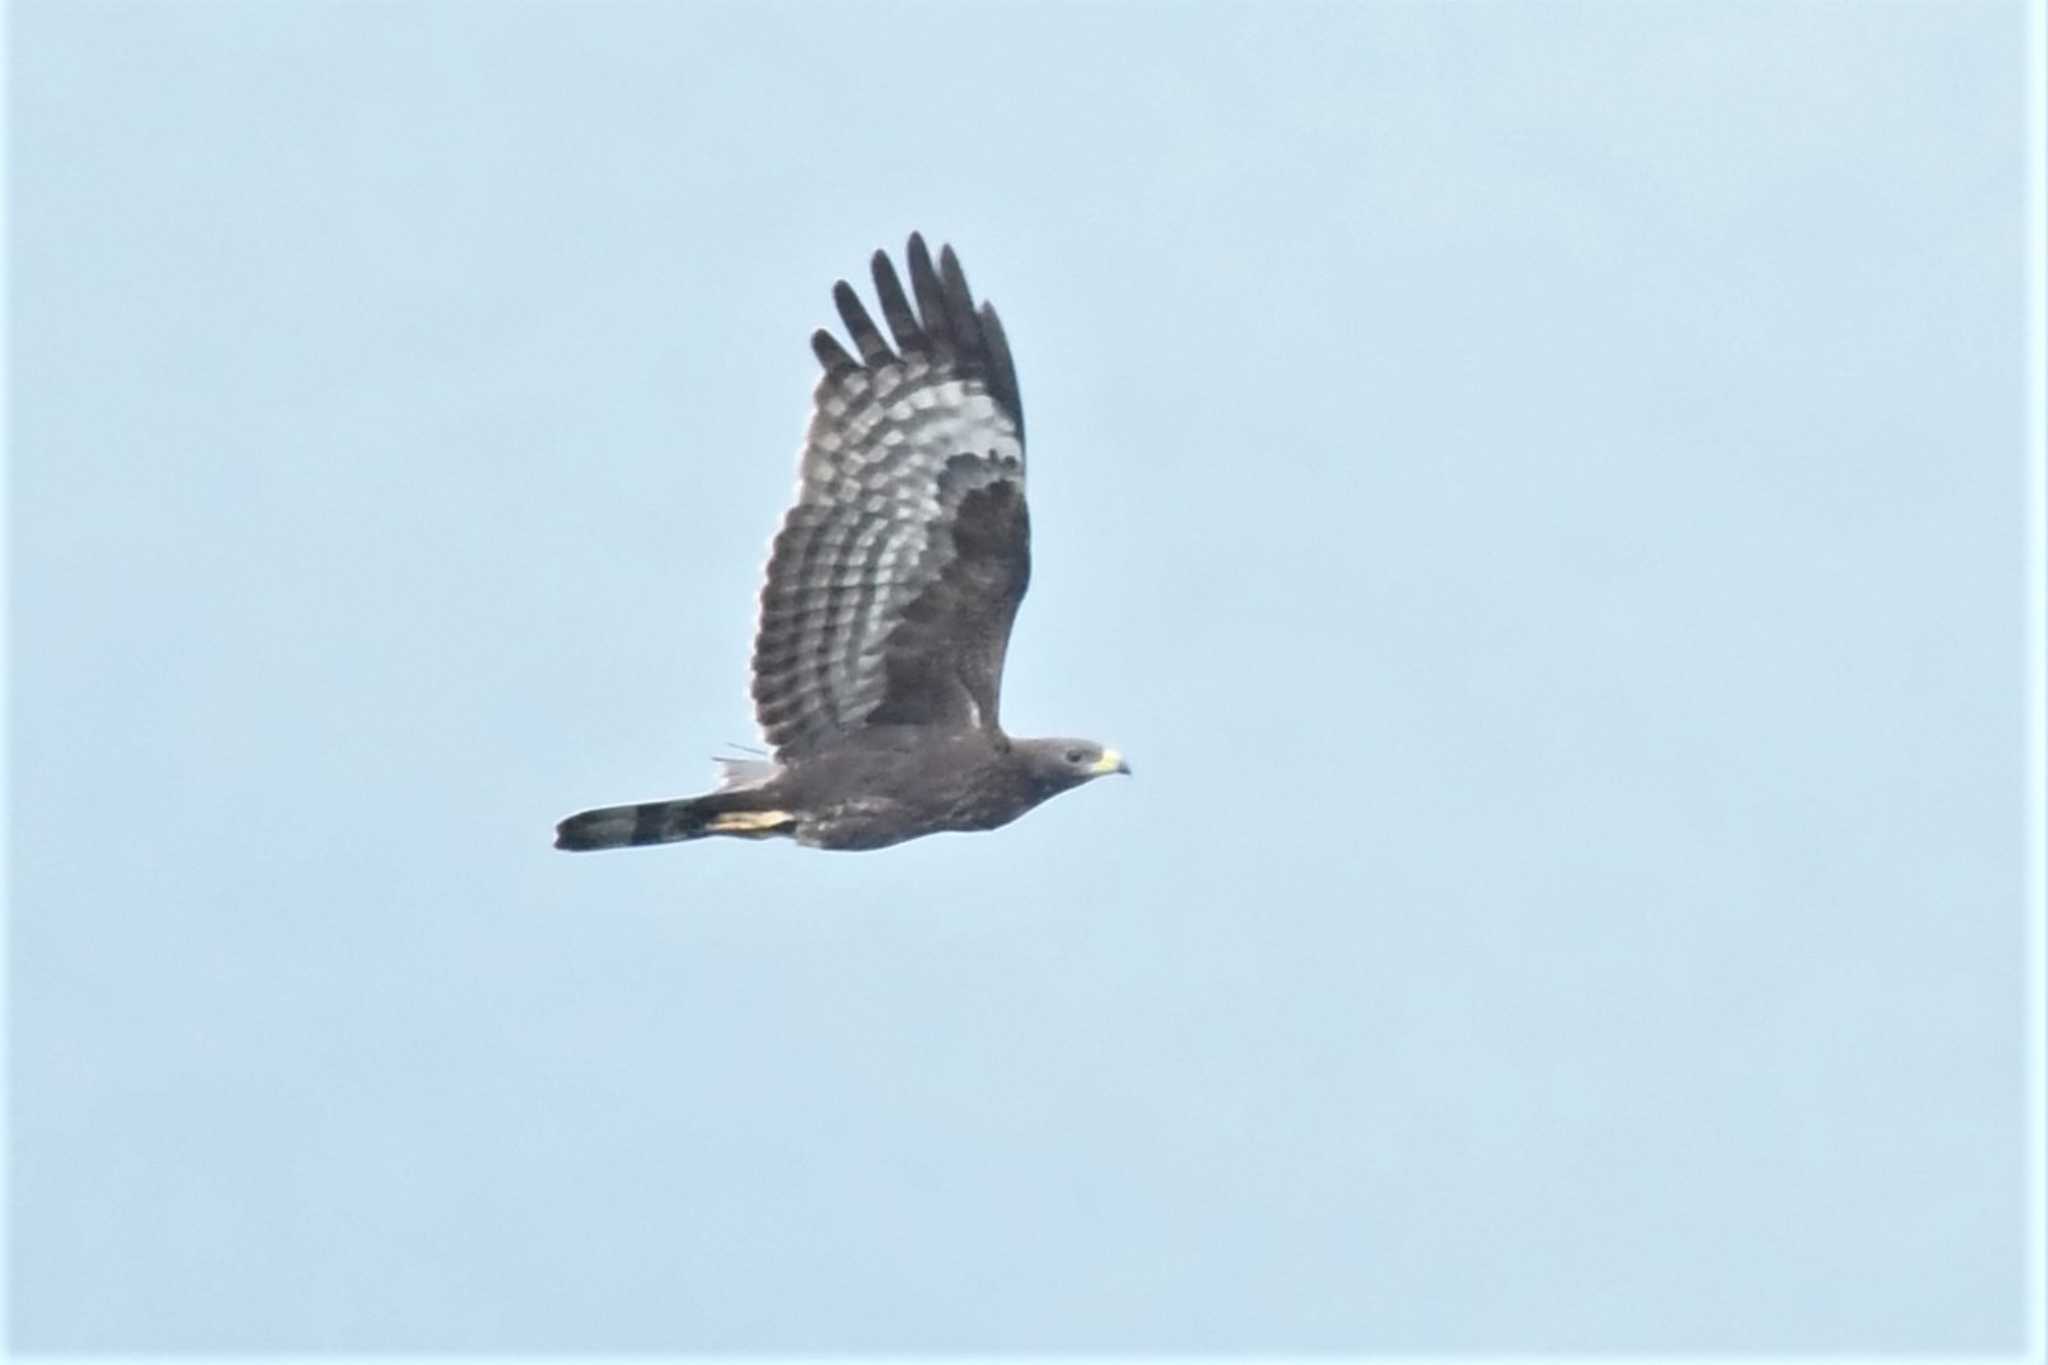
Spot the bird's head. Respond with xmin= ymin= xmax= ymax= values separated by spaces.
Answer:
xmin=1014 ymin=737 xmax=1132 ymax=794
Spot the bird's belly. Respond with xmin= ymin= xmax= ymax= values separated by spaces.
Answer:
xmin=794 ymin=799 xmax=931 ymax=851
xmin=793 ymin=789 xmax=1027 ymax=851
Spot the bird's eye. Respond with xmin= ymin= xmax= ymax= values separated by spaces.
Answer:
xmin=1065 ymin=747 xmax=1086 ymax=764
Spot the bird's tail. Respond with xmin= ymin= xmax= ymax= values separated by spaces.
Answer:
xmin=553 ymin=792 xmax=796 ymax=851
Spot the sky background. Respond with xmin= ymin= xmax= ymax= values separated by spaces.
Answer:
xmin=8 ymin=0 xmax=2038 ymax=1353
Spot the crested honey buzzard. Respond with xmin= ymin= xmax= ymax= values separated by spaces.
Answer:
xmin=555 ymin=235 xmax=1127 ymax=853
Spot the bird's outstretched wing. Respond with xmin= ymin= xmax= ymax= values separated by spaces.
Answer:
xmin=751 ymin=234 xmax=1029 ymax=760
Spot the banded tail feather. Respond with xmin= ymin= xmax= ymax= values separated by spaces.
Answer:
xmin=553 ymin=793 xmax=794 ymax=851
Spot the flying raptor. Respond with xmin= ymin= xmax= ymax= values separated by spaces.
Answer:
xmin=555 ymin=234 xmax=1128 ymax=853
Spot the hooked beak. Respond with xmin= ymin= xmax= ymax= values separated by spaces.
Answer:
xmin=1092 ymin=748 xmax=1132 ymax=777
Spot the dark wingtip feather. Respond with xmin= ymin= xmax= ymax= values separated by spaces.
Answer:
xmin=937 ymin=245 xmax=984 ymax=354
xmin=905 ymin=233 xmax=951 ymax=349
xmin=808 ymin=236 xmax=1022 ymax=430
xmin=977 ymin=301 xmax=1023 ymax=437
xmin=870 ymin=249 xmax=924 ymax=352
xmin=810 ymin=328 xmax=856 ymax=372
xmin=832 ymin=280 xmax=894 ymax=367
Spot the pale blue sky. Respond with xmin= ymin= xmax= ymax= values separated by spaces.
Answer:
xmin=9 ymin=0 xmax=2038 ymax=1353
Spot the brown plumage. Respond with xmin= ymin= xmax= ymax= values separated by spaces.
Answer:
xmin=555 ymin=234 xmax=1127 ymax=853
